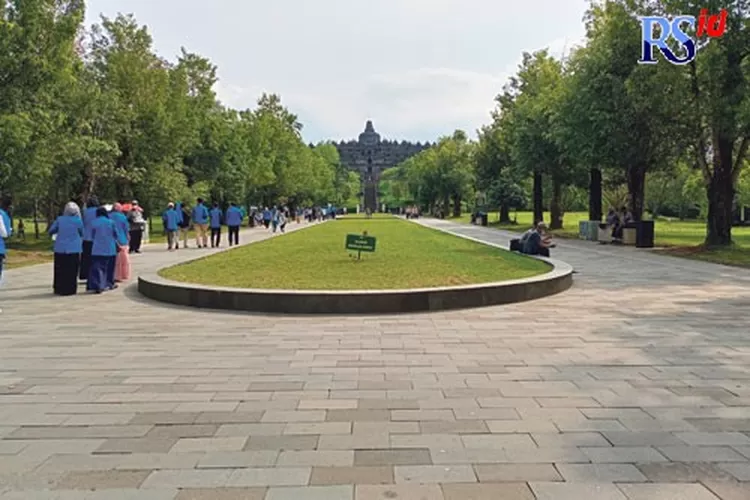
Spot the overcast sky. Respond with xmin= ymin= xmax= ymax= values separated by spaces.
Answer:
xmin=85 ymin=0 xmax=589 ymax=143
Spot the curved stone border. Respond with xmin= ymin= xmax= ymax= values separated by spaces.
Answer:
xmin=138 ymin=223 xmax=572 ymax=314
xmin=139 ymin=259 xmax=572 ymax=314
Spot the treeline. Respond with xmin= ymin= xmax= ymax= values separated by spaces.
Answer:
xmin=0 ymin=1 xmax=360 ymax=230
xmin=382 ymin=0 xmax=750 ymax=247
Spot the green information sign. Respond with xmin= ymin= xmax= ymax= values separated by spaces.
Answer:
xmin=346 ymin=234 xmax=376 ymax=253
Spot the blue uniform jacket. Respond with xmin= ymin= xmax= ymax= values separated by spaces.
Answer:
xmin=192 ymin=204 xmax=209 ymax=224
xmin=209 ymin=208 xmax=223 ymax=228
xmin=226 ymin=207 xmax=243 ymax=226
xmin=162 ymin=209 xmax=180 ymax=231
xmin=0 ymin=209 xmax=11 ymax=255
xmin=82 ymin=206 xmax=99 ymax=241
xmin=110 ymin=212 xmax=130 ymax=246
xmin=91 ymin=217 xmax=126 ymax=257
xmin=49 ymin=215 xmax=84 ymax=254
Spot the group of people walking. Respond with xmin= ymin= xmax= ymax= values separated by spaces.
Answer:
xmin=161 ymin=199 xmax=245 ymax=251
xmin=259 ymin=206 xmax=290 ymax=233
xmin=50 ymin=197 xmax=133 ymax=296
xmin=0 ymin=198 xmax=338 ymax=302
xmin=161 ymin=201 xmax=338 ymax=251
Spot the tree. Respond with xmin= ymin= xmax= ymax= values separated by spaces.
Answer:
xmin=392 ymin=131 xmax=475 ymax=216
xmin=505 ymin=50 xmax=577 ymax=229
xmin=476 ymin=122 xmax=522 ymax=222
xmin=559 ymin=0 xmax=690 ymax=223
xmin=486 ymin=172 xmax=527 ymax=221
xmin=673 ymin=0 xmax=750 ymax=245
xmin=0 ymin=0 xmax=85 ymax=212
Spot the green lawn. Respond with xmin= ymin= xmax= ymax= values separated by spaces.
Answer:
xmin=160 ymin=216 xmax=551 ymax=290
xmin=452 ymin=211 xmax=750 ymax=268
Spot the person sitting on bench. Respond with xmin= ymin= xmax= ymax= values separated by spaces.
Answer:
xmin=607 ymin=208 xmax=622 ymax=243
xmin=522 ymin=221 xmax=552 ymax=257
xmin=510 ymin=223 xmax=535 ymax=252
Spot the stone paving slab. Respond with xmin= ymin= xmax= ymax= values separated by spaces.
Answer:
xmin=1 ymin=218 xmax=750 ymax=498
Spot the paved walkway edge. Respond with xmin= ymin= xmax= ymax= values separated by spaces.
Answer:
xmin=137 ymin=220 xmax=574 ymax=315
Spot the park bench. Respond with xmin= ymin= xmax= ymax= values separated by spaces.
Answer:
xmin=597 ymin=221 xmax=654 ymax=248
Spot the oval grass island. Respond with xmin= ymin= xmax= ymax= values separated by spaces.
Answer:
xmin=139 ymin=216 xmax=573 ymax=314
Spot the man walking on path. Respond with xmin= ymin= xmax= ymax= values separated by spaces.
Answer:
xmin=275 ymin=209 xmax=287 ymax=233
xmin=192 ymin=198 xmax=209 ymax=248
xmin=262 ymin=207 xmax=271 ymax=229
xmin=127 ymin=200 xmax=145 ymax=253
xmin=79 ymin=196 xmax=100 ymax=281
xmin=225 ymin=203 xmax=243 ymax=246
xmin=271 ymin=207 xmax=279 ymax=233
xmin=162 ymin=203 xmax=180 ymax=251
xmin=176 ymin=203 xmax=191 ymax=249
xmin=209 ymin=202 xmax=223 ymax=248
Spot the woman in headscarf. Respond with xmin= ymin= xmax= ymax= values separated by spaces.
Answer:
xmin=79 ymin=195 xmax=100 ymax=281
xmin=48 ymin=202 xmax=84 ymax=295
xmin=88 ymin=207 xmax=126 ymax=294
xmin=110 ymin=203 xmax=131 ymax=282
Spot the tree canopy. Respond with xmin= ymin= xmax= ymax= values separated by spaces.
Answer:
xmin=396 ymin=0 xmax=749 ymax=246
xmin=0 ymin=3 xmax=354 ymax=222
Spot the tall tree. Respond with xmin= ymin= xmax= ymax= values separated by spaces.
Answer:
xmin=507 ymin=50 xmax=574 ymax=228
xmin=559 ymin=0 xmax=690 ymax=222
xmin=0 ymin=0 xmax=84 ymax=207
xmin=669 ymin=0 xmax=750 ymax=245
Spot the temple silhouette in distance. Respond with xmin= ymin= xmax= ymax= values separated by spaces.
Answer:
xmin=333 ymin=120 xmax=432 ymax=211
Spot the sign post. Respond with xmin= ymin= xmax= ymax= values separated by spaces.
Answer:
xmin=345 ymin=231 xmax=376 ymax=260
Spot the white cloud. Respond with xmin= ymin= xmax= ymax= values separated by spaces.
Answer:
xmin=87 ymin=0 xmax=589 ymax=142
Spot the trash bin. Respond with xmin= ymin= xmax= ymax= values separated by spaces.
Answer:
xmin=480 ymin=213 xmax=488 ymax=226
xmin=579 ymin=221 xmax=589 ymax=240
xmin=635 ymin=220 xmax=655 ymax=248
xmin=622 ymin=226 xmax=637 ymax=246
xmin=597 ymin=223 xmax=611 ymax=243
xmin=579 ymin=221 xmax=599 ymax=241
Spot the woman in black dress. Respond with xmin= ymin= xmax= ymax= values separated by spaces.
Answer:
xmin=49 ymin=202 xmax=84 ymax=295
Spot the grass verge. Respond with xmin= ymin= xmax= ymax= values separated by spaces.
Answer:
xmin=160 ymin=217 xmax=551 ymax=290
xmin=452 ymin=211 xmax=750 ymax=269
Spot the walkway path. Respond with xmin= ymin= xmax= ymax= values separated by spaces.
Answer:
xmin=1 ymin=218 xmax=749 ymax=499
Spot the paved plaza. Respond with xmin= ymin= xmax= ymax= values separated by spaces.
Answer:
xmin=2 ymin=219 xmax=750 ymax=499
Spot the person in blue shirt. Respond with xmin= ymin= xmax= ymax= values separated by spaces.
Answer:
xmin=209 ymin=202 xmax=223 ymax=248
xmin=0 ymin=202 xmax=12 ymax=289
xmin=192 ymin=198 xmax=209 ymax=248
xmin=177 ymin=202 xmax=191 ymax=249
xmin=48 ymin=202 xmax=84 ymax=296
xmin=110 ymin=203 xmax=131 ymax=283
xmin=225 ymin=202 xmax=243 ymax=246
xmin=79 ymin=196 xmax=100 ymax=281
xmin=175 ymin=202 xmax=184 ymax=226
xmin=87 ymin=207 xmax=126 ymax=293
xmin=162 ymin=203 xmax=180 ymax=251
xmin=262 ymin=207 xmax=271 ymax=229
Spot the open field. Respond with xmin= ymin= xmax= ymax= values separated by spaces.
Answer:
xmin=452 ymin=211 xmax=750 ymax=268
xmin=160 ymin=216 xmax=550 ymax=290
